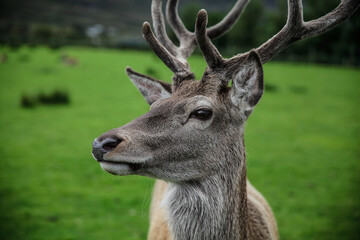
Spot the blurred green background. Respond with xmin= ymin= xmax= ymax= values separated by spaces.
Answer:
xmin=0 ymin=0 xmax=359 ymax=239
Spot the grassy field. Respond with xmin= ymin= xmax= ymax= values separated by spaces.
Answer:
xmin=0 ymin=46 xmax=359 ymax=240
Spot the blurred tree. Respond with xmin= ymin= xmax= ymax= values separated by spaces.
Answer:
xmin=181 ymin=2 xmax=201 ymax=32
xmin=0 ymin=0 xmax=358 ymax=65
xmin=227 ymin=0 xmax=266 ymax=54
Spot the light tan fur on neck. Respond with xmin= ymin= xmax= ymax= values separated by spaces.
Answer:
xmin=148 ymin=179 xmax=278 ymax=240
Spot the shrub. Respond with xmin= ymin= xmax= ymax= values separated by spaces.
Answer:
xmin=20 ymin=89 xmax=70 ymax=108
xmin=37 ymin=89 xmax=70 ymax=105
xmin=20 ymin=94 xmax=36 ymax=108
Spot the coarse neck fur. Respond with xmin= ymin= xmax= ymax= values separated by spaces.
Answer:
xmin=162 ymin=138 xmax=249 ymax=240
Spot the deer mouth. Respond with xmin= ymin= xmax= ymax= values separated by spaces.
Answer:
xmin=98 ymin=160 xmax=142 ymax=175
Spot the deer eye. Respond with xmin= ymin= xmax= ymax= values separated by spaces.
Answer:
xmin=190 ymin=109 xmax=213 ymax=121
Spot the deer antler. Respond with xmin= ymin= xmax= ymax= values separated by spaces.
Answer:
xmin=194 ymin=0 xmax=360 ymax=86
xmin=130 ymin=0 xmax=359 ymax=90
xmin=256 ymin=0 xmax=360 ymax=64
xmin=128 ymin=0 xmax=249 ymax=90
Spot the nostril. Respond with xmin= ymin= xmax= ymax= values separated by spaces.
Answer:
xmin=102 ymin=141 xmax=118 ymax=151
xmin=101 ymin=138 xmax=123 ymax=152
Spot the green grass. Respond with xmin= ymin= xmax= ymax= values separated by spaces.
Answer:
xmin=0 ymin=46 xmax=359 ymax=240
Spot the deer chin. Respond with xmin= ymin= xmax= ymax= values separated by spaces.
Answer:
xmin=99 ymin=161 xmax=141 ymax=175
xmin=99 ymin=155 xmax=151 ymax=175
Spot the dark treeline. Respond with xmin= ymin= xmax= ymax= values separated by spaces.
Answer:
xmin=1 ymin=0 xmax=359 ymax=65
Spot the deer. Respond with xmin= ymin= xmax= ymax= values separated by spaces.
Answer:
xmin=61 ymin=54 xmax=78 ymax=67
xmin=92 ymin=0 xmax=359 ymax=239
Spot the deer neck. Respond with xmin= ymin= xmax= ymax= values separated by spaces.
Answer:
xmin=163 ymin=141 xmax=249 ymax=240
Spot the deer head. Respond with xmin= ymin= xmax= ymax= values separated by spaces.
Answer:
xmin=92 ymin=0 xmax=359 ymax=183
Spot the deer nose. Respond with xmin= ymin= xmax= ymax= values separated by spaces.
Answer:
xmin=92 ymin=137 xmax=123 ymax=161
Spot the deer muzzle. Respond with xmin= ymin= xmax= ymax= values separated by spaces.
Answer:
xmin=91 ymin=132 xmax=150 ymax=176
xmin=92 ymin=137 xmax=123 ymax=161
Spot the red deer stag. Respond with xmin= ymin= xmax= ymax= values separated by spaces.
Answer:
xmin=92 ymin=0 xmax=359 ymax=239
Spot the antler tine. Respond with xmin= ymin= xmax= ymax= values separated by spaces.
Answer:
xmin=152 ymin=0 xmax=178 ymax=56
xmin=147 ymin=0 xmax=251 ymax=72
xmin=301 ymin=0 xmax=359 ymax=39
xmin=142 ymin=22 xmax=187 ymax=74
xmin=195 ymin=9 xmax=253 ymax=87
xmin=195 ymin=10 xmax=225 ymax=70
xmin=165 ymin=0 xmax=197 ymax=61
xmin=195 ymin=9 xmax=250 ymax=84
xmin=207 ymin=0 xmax=250 ymax=38
xmin=166 ymin=0 xmax=193 ymax=42
xmin=255 ymin=0 xmax=360 ymax=64
xmin=166 ymin=0 xmax=250 ymax=59
xmin=142 ymin=22 xmax=195 ymax=89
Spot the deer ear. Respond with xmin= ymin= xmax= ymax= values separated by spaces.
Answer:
xmin=230 ymin=51 xmax=264 ymax=115
xmin=126 ymin=67 xmax=172 ymax=105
